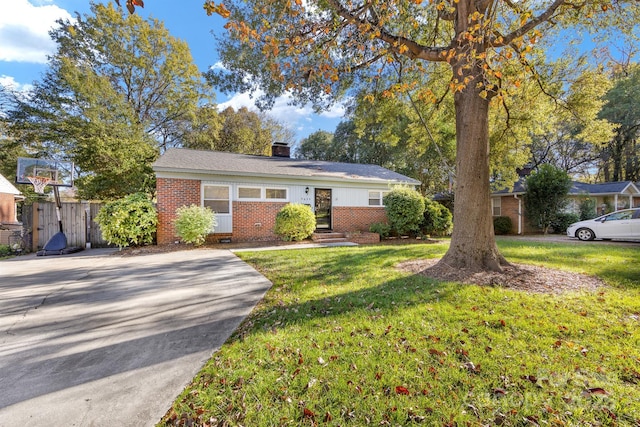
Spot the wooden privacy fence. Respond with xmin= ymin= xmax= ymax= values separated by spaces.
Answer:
xmin=22 ymin=202 xmax=113 ymax=251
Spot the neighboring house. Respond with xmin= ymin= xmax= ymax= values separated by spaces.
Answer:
xmin=492 ymin=179 xmax=640 ymax=234
xmin=0 ymin=173 xmax=24 ymax=226
xmin=153 ymin=145 xmax=420 ymax=244
xmin=0 ymin=173 xmax=25 ymax=246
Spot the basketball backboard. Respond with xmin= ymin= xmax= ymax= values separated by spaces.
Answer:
xmin=16 ymin=157 xmax=74 ymax=187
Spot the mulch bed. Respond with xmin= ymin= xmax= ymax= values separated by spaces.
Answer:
xmin=396 ymin=258 xmax=607 ymax=294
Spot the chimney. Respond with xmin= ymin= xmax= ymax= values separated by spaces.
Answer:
xmin=271 ymin=142 xmax=290 ymax=158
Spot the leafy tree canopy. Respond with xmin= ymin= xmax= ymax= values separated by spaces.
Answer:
xmin=6 ymin=2 xmax=207 ymax=200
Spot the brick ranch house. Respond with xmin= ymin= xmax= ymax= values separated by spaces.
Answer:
xmin=492 ymin=179 xmax=640 ymax=234
xmin=153 ymin=145 xmax=420 ymax=244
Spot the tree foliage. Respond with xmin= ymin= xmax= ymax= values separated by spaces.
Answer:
xmin=528 ymin=68 xmax=615 ymax=180
xmin=598 ymin=64 xmax=640 ymax=182
xmin=6 ymin=2 xmax=206 ymax=200
xmin=523 ymin=164 xmax=572 ymax=234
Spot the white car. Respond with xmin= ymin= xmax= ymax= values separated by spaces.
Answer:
xmin=567 ymin=208 xmax=640 ymax=241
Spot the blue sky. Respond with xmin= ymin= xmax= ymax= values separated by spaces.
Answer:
xmin=0 ymin=0 xmax=344 ymax=142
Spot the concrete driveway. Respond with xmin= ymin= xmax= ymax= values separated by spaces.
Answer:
xmin=0 ymin=248 xmax=272 ymax=426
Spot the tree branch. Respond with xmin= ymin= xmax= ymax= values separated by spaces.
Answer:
xmin=323 ymin=0 xmax=450 ymax=62
xmin=493 ymin=0 xmax=568 ymax=47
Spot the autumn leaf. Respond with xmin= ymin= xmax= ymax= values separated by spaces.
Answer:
xmin=303 ymin=407 xmax=316 ymax=418
xmin=395 ymin=386 xmax=410 ymax=395
xmin=493 ymin=388 xmax=507 ymax=398
xmin=582 ymin=387 xmax=608 ymax=397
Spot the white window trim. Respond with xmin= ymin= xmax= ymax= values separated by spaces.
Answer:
xmin=237 ymin=186 xmax=263 ymax=201
xmin=265 ymin=187 xmax=289 ymax=201
xmin=492 ymin=197 xmax=501 ymax=216
xmin=202 ymin=184 xmax=232 ymax=216
xmin=368 ymin=190 xmax=389 ymax=206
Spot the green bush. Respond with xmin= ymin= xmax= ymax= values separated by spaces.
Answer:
xmin=174 ymin=205 xmax=217 ymax=246
xmin=95 ymin=192 xmax=157 ymax=248
xmin=579 ymin=197 xmax=597 ymax=220
xmin=421 ymin=198 xmax=453 ymax=236
xmin=493 ymin=216 xmax=513 ymax=235
xmin=383 ymin=186 xmax=425 ymax=236
xmin=274 ymin=203 xmax=316 ymax=241
xmin=369 ymin=222 xmax=391 ymax=239
xmin=551 ymin=213 xmax=580 ymax=234
xmin=0 ymin=244 xmax=11 ymax=257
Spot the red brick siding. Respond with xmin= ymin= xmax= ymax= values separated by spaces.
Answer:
xmin=156 ymin=178 xmax=201 ymax=244
xmin=233 ymin=201 xmax=287 ymax=242
xmin=332 ymin=206 xmax=387 ymax=233
xmin=497 ymin=196 xmax=520 ymax=234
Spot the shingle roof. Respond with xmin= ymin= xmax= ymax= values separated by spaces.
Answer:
xmin=0 ymin=174 xmax=22 ymax=196
xmin=153 ymin=148 xmax=420 ymax=185
xmin=493 ymin=178 xmax=640 ymax=196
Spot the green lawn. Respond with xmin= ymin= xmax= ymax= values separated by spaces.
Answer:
xmin=160 ymin=240 xmax=640 ymax=426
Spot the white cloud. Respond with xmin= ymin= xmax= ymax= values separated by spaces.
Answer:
xmin=218 ymin=90 xmax=346 ymax=140
xmin=0 ymin=0 xmax=72 ymax=63
xmin=0 ymin=75 xmax=33 ymax=92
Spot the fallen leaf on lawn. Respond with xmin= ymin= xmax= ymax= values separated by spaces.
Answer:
xmin=395 ymin=386 xmax=410 ymax=395
xmin=317 ymin=357 xmax=325 ymax=365
xmin=582 ymin=387 xmax=608 ymax=397
xmin=307 ymin=378 xmax=317 ymax=389
xmin=324 ymin=412 xmax=333 ymax=422
xmin=601 ymin=407 xmax=617 ymax=420
xmin=303 ymin=408 xmax=316 ymax=418
xmin=493 ymin=388 xmax=507 ymax=398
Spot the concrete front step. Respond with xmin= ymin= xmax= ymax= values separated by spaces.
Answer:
xmin=313 ymin=238 xmax=349 ymax=244
xmin=312 ymin=232 xmax=347 ymax=242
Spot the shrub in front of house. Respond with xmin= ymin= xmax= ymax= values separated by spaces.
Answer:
xmin=274 ymin=203 xmax=316 ymax=241
xmin=369 ymin=222 xmax=391 ymax=239
xmin=383 ymin=186 xmax=425 ymax=236
xmin=550 ymin=213 xmax=580 ymax=234
xmin=421 ymin=198 xmax=453 ymax=236
xmin=95 ymin=192 xmax=157 ymax=248
xmin=0 ymin=244 xmax=11 ymax=258
xmin=579 ymin=197 xmax=597 ymax=220
xmin=493 ymin=216 xmax=513 ymax=235
xmin=174 ymin=205 xmax=217 ymax=246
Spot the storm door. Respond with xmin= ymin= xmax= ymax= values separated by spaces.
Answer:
xmin=314 ymin=189 xmax=332 ymax=230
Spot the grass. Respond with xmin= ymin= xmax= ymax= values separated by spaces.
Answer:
xmin=160 ymin=241 xmax=640 ymax=426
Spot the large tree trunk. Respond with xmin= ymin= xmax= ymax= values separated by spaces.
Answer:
xmin=438 ymin=63 xmax=508 ymax=273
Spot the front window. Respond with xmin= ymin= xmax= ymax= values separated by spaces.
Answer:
xmin=492 ymin=198 xmax=501 ymax=216
xmin=203 ymin=185 xmax=230 ymax=214
xmin=266 ymin=188 xmax=287 ymax=200
xmin=369 ymin=190 xmax=389 ymax=206
xmin=238 ymin=187 xmax=261 ymax=199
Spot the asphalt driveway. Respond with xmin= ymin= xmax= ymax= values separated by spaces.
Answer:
xmin=0 ymin=248 xmax=272 ymax=426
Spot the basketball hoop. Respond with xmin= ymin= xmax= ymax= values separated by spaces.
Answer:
xmin=27 ymin=176 xmax=52 ymax=194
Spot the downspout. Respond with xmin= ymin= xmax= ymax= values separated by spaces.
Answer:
xmin=514 ymin=194 xmax=522 ymax=235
